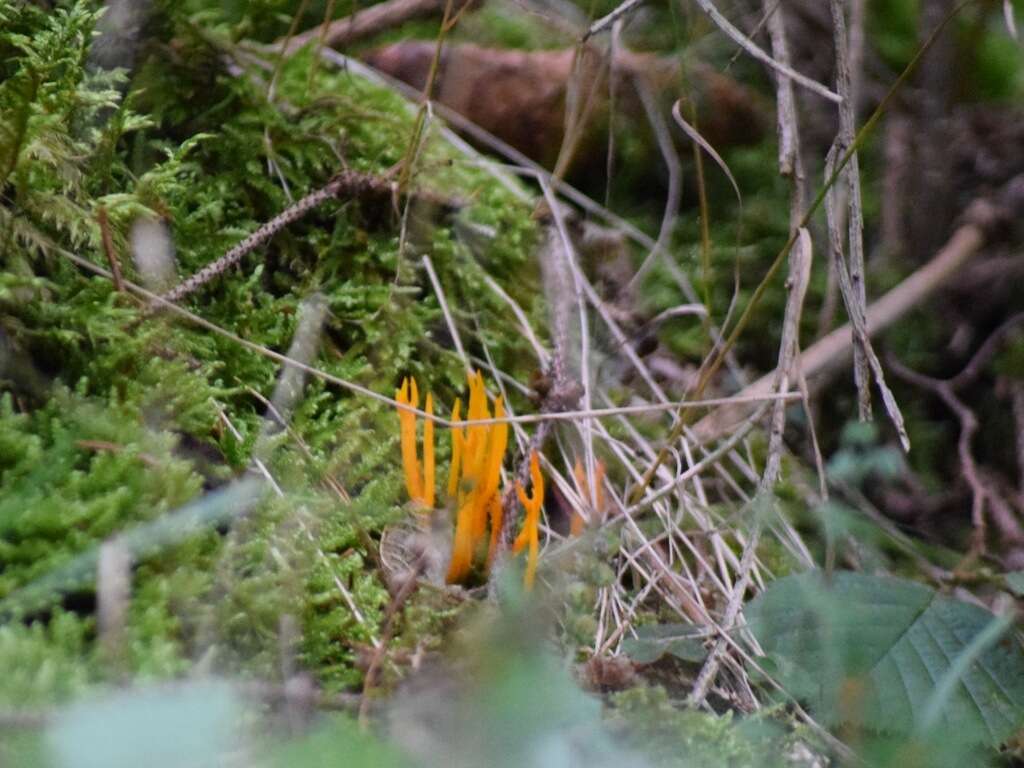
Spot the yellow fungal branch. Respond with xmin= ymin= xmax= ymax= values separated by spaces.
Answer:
xmin=446 ymin=371 xmax=509 ymax=584
xmin=513 ymin=451 xmax=544 ymax=590
xmin=396 ymin=377 xmax=435 ymax=510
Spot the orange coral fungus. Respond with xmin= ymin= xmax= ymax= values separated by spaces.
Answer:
xmin=445 ymin=371 xmax=509 ymax=584
xmin=513 ymin=451 xmax=544 ymax=590
xmin=395 ymin=371 xmax=518 ymax=585
xmin=571 ymin=458 xmax=606 ymax=535
xmin=396 ymin=378 xmax=436 ymax=510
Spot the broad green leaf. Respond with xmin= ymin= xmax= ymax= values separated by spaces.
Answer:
xmin=745 ymin=571 xmax=1024 ymax=746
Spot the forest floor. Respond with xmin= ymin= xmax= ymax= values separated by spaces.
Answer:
xmin=3 ymin=1 xmax=1024 ymax=766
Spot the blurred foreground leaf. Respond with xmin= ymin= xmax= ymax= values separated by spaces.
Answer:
xmin=746 ymin=571 xmax=1024 ymax=747
xmin=47 ymin=681 xmax=242 ymax=768
xmin=1005 ymin=571 xmax=1024 ymax=597
xmin=268 ymin=716 xmax=410 ymax=768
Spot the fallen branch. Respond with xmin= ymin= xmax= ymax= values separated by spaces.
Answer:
xmin=693 ymin=183 xmax=1022 ymax=443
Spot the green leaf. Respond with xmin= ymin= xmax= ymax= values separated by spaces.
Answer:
xmin=622 ymin=624 xmax=708 ymax=664
xmin=745 ymin=571 xmax=1024 ymax=746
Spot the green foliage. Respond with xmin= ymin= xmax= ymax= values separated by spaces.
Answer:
xmin=0 ymin=391 xmax=204 ymax=600
xmin=972 ymin=17 xmax=1024 ymax=101
xmin=0 ymin=2 xmax=113 ymax=257
xmin=0 ymin=610 xmax=96 ymax=709
xmin=826 ymin=420 xmax=904 ymax=487
xmin=746 ymin=571 xmax=1024 ymax=749
xmin=868 ymin=0 xmax=920 ymax=71
xmin=0 ymin=0 xmax=542 ymax=708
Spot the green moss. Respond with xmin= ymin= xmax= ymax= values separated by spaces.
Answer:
xmin=0 ymin=610 xmax=97 ymax=708
xmin=0 ymin=0 xmax=541 ymax=705
xmin=609 ymin=685 xmax=803 ymax=768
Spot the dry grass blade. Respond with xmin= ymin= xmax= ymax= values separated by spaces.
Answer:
xmin=671 ymin=100 xmax=741 ymax=209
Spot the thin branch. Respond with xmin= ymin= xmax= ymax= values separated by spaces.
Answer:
xmin=761 ymin=0 xmax=805 ymax=221
xmin=887 ymin=356 xmax=988 ymax=556
xmin=359 ymin=553 xmax=428 ymax=726
xmin=829 ymin=0 xmax=872 ymax=421
xmin=584 ymin=0 xmax=644 ymax=40
xmin=97 ymin=206 xmax=125 ymax=292
xmin=156 ymin=170 xmax=454 ymax=307
xmin=421 ymin=254 xmax=470 ymax=371
xmin=688 ymin=0 xmax=841 ymax=103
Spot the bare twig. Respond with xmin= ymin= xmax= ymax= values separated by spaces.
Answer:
xmin=761 ymin=0 xmax=805 ymax=223
xmin=156 ymin=170 xmax=453 ymax=307
xmin=584 ymin=0 xmax=644 ymax=40
xmin=886 ymin=311 xmax=1024 ymax=556
xmin=887 ymin=356 xmax=988 ymax=557
xmin=97 ymin=540 xmax=131 ymax=680
xmin=359 ymin=553 xmax=428 ymax=726
xmin=829 ymin=0 xmax=872 ymax=422
xmin=97 ymin=206 xmax=125 ymax=292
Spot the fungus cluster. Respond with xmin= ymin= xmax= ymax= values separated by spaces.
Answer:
xmin=395 ymin=372 xmax=544 ymax=589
